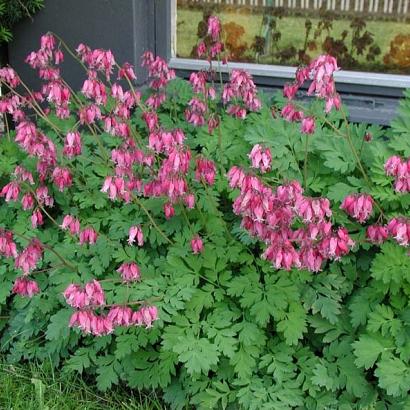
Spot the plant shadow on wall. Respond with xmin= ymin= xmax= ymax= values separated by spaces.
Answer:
xmin=186 ymin=5 xmax=410 ymax=74
xmin=1 ymin=14 xmax=410 ymax=410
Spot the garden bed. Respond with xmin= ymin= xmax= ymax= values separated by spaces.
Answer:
xmin=0 ymin=15 xmax=410 ymax=409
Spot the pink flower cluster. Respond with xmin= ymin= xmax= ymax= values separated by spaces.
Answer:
xmin=281 ymin=54 xmax=341 ymax=133
xmin=185 ymin=15 xmax=227 ymax=132
xmin=85 ymin=51 xmax=217 ymax=222
xmin=64 ymin=279 xmax=158 ymax=336
xmin=1 ymin=170 xmax=48 ymax=230
xmin=76 ymin=44 xmax=115 ymax=80
xmin=0 ymin=237 xmax=44 ymax=298
xmin=185 ymin=72 xmax=218 ymax=132
xmin=118 ymin=62 xmax=137 ymax=81
xmin=189 ymin=71 xmax=215 ymax=99
xmin=101 ymin=112 xmax=208 ymax=221
xmin=207 ymin=16 xmax=221 ymax=41
xmin=185 ymin=97 xmax=206 ymax=127
xmin=227 ymin=166 xmax=354 ymax=272
xmin=0 ymin=229 xmax=18 ymax=258
xmin=223 ymin=69 xmax=261 ymax=119
xmin=52 ymin=167 xmax=72 ymax=191
xmin=305 ymin=55 xmax=341 ymax=112
xmin=117 ymin=262 xmax=141 ymax=282
xmin=36 ymin=185 xmax=54 ymax=207
xmin=0 ymin=115 xmax=62 ymax=227
xmin=14 ymin=121 xmax=57 ymax=181
xmin=31 ymin=209 xmax=43 ymax=229
xmin=81 ymin=72 xmax=107 ymax=105
xmin=13 ymin=166 xmax=35 ymax=185
xmin=141 ymin=51 xmax=175 ymax=109
xmin=128 ymin=306 xmax=158 ymax=328
xmin=191 ymin=235 xmax=204 ymax=254
xmin=366 ymin=218 xmax=410 ymax=248
xmin=61 ymin=215 xmax=80 ymax=234
xmin=101 ymin=176 xmax=133 ymax=202
xmin=0 ymin=94 xmax=23 ymax=121
xmin=69 ymin=310 xmax=113 ymax=336
xmin=14 ymin=239 xmax=43 ymax=274
xmin=76 ymin=43 xmax=141 ymax=136
xmin=26 ymin=34 xmax=71 ymax=118
xmin=63 ymin=131 xmax=82 ymax=158
xmin=64 ymin=280 xmax=105 ymax=308
xmin=197 ymin=16 xmax=225 ymax=60
xmin=129 ymin=124 xmax=211 ymax=218
xmin=384 ymin=155 xmax=410 ymax=193
xmin=68 ymin=305 xmax=158 ymax=336
xmin=366 ymin=225 xmax=388 ymax=244
xmin=340 ymin=194 xmax=374 ymax=223
xmin=61 ymin=215 xmax=98 ymax=245
xmin=0 ymin=36 xmax=195 ymax=338
xmin=0 ymin=181 xmax=20 ymax=202
xmin=0 ymin=67 xmax=20 ymax=88
xmin=144 ymin=141 xmax=191 ymax=205
xmin=195 ymin=158 xmax=217 ymax=185
xmin=128 ymin=225 xmax=144 ymax=246
xmin=387 ymin=218 xmax=410 ymax=246
xmin=249 ymin=144 xmax=272 ymax=173
xmin=12 ymin=277 xmax=40 ymax=297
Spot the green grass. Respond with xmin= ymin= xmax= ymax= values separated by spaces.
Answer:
xmin=176 ymin=7 xmax=410 ymax=72
xmin=0 ymin=358 xmax=164 ymax=410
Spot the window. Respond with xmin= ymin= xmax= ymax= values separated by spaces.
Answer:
xmin=171 ymin=0 xmax=410 ymax=123
xmin=175 ymin=0 xmax=410 ymax=74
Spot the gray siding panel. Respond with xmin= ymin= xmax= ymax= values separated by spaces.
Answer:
xmin=7 ymin=0 xmax=169 ymax=89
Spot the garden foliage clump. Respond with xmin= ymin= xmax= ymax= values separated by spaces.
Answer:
xmin=0 ymin=16 xmax=410 ymax=409
xmin=0 ymin=0 xmax=44 ymax=44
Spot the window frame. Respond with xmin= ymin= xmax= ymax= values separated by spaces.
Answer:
xmin=169 ymin=57 xmax=410 ymax=92
xmin=164 ymin=0 xmax=410 ymax=123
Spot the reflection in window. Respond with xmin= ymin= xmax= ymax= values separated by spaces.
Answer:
xmin=176 ymin=0 xmax=410 ymax=74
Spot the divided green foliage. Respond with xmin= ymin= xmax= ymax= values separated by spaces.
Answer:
xmin=0 ymin=74 xmax=410 ymax=410
xmin=0 ymin=0 xmax=44 ymax=44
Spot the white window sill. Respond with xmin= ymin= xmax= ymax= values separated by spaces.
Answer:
xmin=169 ymin=57 xmax=410 ymax=89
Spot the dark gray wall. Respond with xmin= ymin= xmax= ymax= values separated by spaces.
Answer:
xmin=7 ymin=0 xmax=171 ymax=89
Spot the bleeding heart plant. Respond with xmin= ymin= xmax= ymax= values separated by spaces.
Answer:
xmin=0 ymin=15 xmax=409 ymax=408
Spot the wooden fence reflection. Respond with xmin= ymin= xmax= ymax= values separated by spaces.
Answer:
xmin=180 ymin=0 xmax=410 ymax=20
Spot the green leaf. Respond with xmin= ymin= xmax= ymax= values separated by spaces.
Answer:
xmin=173 ymin=335 xmax=219 ymax=375
xmin=63 ymin=348 xmax=93 ymax=374
xmin=46 ymin=309 xmax=71 ymax=342
xmin=90 ymin=237 xmax=112 ymax=276
xmin=250 ymin=298 xmax=273 ymax=326
xmin=227 ymin=271 xmax=262 ymax=309
xmin=375 ymin=356 xmax=410 ymax=397
xmin=277 ymin=302 xmax=307 ymax=345
xmin=314 ymin=133 xmax=356 ymax=174
xmin=115 ymin=334 xmax=140 ymax=360
xmin=260 ymin=345 xmax=296 ymax=384
xmin=353 ymin=335 xmax=385 ymax=369
xmin=371 ymin=243 xmax=410 ymax=286
xmin=327 ymin=182 xmax=357 ymax=202
xmin=185 ymin=288 xmax=214 ymax=320
xmin=96 ymin=361 xmax=119 ymax=391
xmin=206 ymin=326 xmax=238 ymax=359
xmin=311 ymin=295 xmax=341 ymax=324
xmin=337 ymin=355 xmax=370 ymax=397
xmin=311 ymin=363 xmax=338 ymax=391
xmin=230 ymin=345 xmax=258 ymax=380
xmin=367 ymin=304 xmax=402 ymax=338
xmin=349 ymin=289 xmax=376 ymax=328
xmin=234 ymin=321 xmax=266 ymax=348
